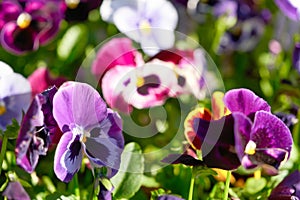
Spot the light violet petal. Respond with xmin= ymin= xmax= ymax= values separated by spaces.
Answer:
xmin=100 ymin=0 xmax=139 ymax=22
xmin=274 ymin=0 xmax=300 ymax=21
xmin=113 ymin=7 xmax=140 ymax=42
xmin=54 ymin=132 xmax=83 ymax=182
xmin=53 ymin=82 xmax=107 ymax=129
xmin=0 ymin=73 xmax=31 ymax=98
xmin=224 ymin=88 xmax=271 ymax=115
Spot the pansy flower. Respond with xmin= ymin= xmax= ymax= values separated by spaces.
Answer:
xmin=100 ymin=0 xmax=178 ymax=55
xmin=53 ymin=82 xmax=124 ymax=182
xmin=0 ymin=0 xmax=65 ymax=54
xmin=28 ymin=67 xmax=66 ymax=97
xmin=102 ymin=60 xmax=178 ymax=113
xmin=274 ymin=0 xmax=300 ymax=21
xmin=163 ymin=89 xmax=293 ymax=174
xmin=2 ymin=181 xmax=30 ymax=200
xmin=15 ymin=86 xmax=62 ymax=173
xmin=0 ymin=61 xmax=31 ymax=131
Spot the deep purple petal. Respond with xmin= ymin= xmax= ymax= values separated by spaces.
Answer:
xmin=232 ymin=112 xmax=252 ymax=162
xmin=0 ymin=1 xmax=21 ymax=29
xmin=157 ymin=195 xmax=185 ymax=200
xmin=224 ymin=88 xmax=271 ymax=116
xmin=54 ymin=132 xmax=83 ymax=182
xmin=53 ymin=82 xmax=107 ymax=130
xmin=193 ymin=115 xmax=241 ymax=170
xmin=16 ymin=95 xmax=48 ymax=173
xmin=252 ymin=111 xmax=293 ymax=153
xmin=98 ymin=179 xmax=113 ymax=200
xmin=161 ymin=154 xmax=204 ymax=166
xmin=1 ymin=22 xmax=37 ymax=54
xmin=269 ymin=170 xmax=300 ymax=199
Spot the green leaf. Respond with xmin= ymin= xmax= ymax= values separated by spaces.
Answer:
xmin=245 ymin=177 xmax=267 ymax=195
xmin=57 ymin=24 xmax=88 ymax=63
xmin=111 ymin=142 xmax=144 ymax=199
xmin=192 ymin=166 xmax=218 ymax=178
xmin=4 ymin=119 xmax=20 ymax=139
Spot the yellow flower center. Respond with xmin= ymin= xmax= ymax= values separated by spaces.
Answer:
xmin=0 ymin=103 xmax=6 ymax=116
xmin=65 ymin=0 xmax=80 ymax=9
xmin=244 ymin=140 xmax=256 ymax=155
xmin=136 ymin=76 xmax=145 ymax=87
xmin=139 ymin=20 xmax=152 ymax=35
xmin=17 ymin=12 xmax=32 ymax=29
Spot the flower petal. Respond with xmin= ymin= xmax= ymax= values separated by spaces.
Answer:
xmin=53 ymin=82 xmax=107 ymax=130
xmin=54 ymin=132 xmax=83 ymax=182
xmin=224 ymin=88 xmax=271 ymax=116
xmin=232 ymin=112 xmax=252 ymax=162
xmin=0 ymin=61 xmax=13 ymax=80
xmin=83 ymin=109 xmax=124 ymax=175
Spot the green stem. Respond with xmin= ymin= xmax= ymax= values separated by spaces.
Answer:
xmin=223 ymin=170 xmax=231 ymax=200
xmin=73 ymin=173 xmax=80 ymax=199
xmin=292 ymin=108 xmax=300 ymax=147
xmin=0 ymin=135 xmax=8 ymax=175
xmin=188 ymin=168 xmax=195 ymax=200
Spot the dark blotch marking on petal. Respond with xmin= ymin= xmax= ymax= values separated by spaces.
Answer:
xmin=137 ymin=75 xmax=160 ymax=95
xmin=177 ymin=75 xmax=186 ymax=87
xmin=237 ymin=90 xmax=245 ymax=113
xmin=90 ymin=127 xmax=101 ymax=138
xmin=62 ymin=125 xmax=70 ymax=133
xmin=123 ymin=78 xmax=131 ymax=86
xmin=68 ymin=135 xmax=81 ymax=162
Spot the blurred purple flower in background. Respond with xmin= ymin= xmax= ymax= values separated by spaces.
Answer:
xmin=293 ymin=42 xmax=300 ymax=74
xmin=2 ymin=181 xmax=30 ymax=200
xmin=100 ymin=0 xmax=178 ymax=55
xmin=0 ymin=0 xmax=65 ymax=54
xmin=274 ymin=0 xmax=300 ymax=21
xmin=0 ymin=61 xmax=31 ymax=131
xmin=15 ymin=86 xmax=61 ymax=173
xmin=53 ymin=82 xmax=124 ymax=182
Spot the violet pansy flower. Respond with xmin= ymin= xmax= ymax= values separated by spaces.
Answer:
xmin=274 ymin=0 xmax=300 ymax=21
xmin=15 ymin=86 xmax=61 ymax=173
xmin=0 ymin=61 xmax=31 ymax=131
xmin=100 ymin=0 xmax=178 ymax=56
xmin=53 ymin=82 xmax=124 ymax=182
xmin=0 ymin=0 xmax=65 ymax=54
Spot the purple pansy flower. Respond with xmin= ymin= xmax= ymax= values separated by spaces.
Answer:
xmin=100 ymin=0 xmax=178 ymax=56
xmin=15 ymin=86 xmax=61 ymax=173
xmin=274 ymin=0 xmax=300 ymax=21
xmin=269 ymin=170 xmax=300 ymax=199
xmin=293 ymin=42 xmax=300 ymax=74
xmin=163 ymin=89 xmax=292 ymax=174
xmin=53 ymin=82 xmax=124 ymax=182
xmin=0 ymin=0 xmax=65 ymax=54
xmin=157 ymin=194 xmax=185 ymax=200
xmin=0 ymin=61 xmax=31 ymax=131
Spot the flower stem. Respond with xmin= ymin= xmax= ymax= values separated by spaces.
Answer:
xmin=0 ymin=135 xmax=8 ymax=175
xmin=223 ymin=170 xmax=231 ymax=200
xmin=188 ymin=167 xmax=195 ymax=200
xmin=73 ymin=173 xmax=80 ymax=199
